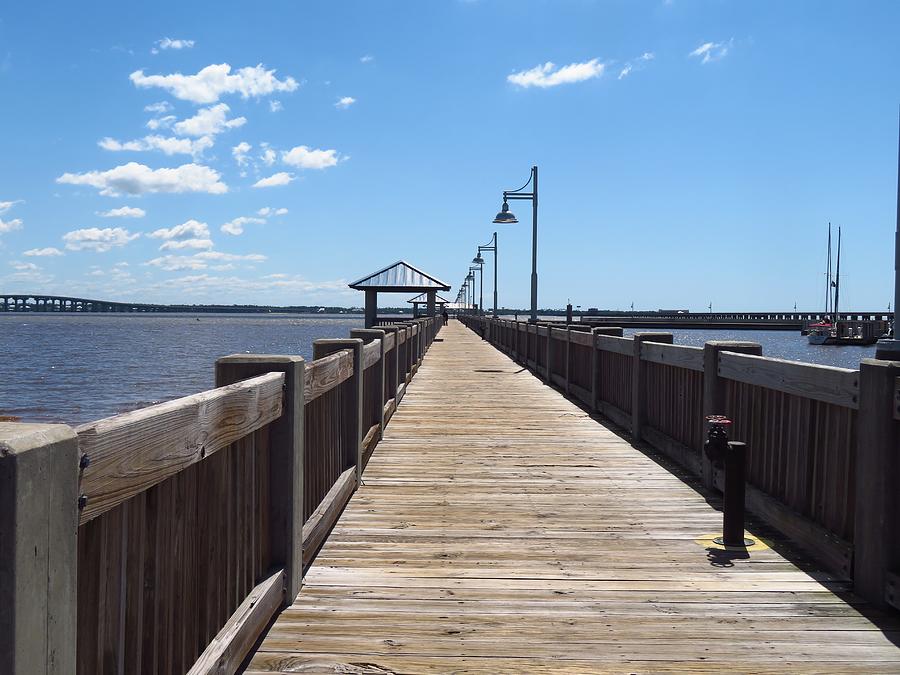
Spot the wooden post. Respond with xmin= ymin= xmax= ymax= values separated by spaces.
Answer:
xmin=364 ymin=290 xmax=377 ymax=329
xmin=313 ymin=339 xmax=364 ymax=485
xmin=381 ymin=326 xmax=400 ymax=405
xmin=632 ymin=333 xmax=674 ymax=441
xmin=0 ymin=423 xmax=79 ymax=675
xmin=853 ymin=358 xmax=900 ymax=607
xmin=543 ymin=324 xmax=552 ymax=382
xmin=215 ymin=355 xmax=305 ymax=604
xmin=701 ymin=341 xmax=762 ymax=488
xmin=351 ymin=328 xmax=386 ymax=441
xmin=567 ymin=325 xmax=591 ymax=396
xmin=426 ymin=291 xmax=436 ymax=319
xmin=591 ymin=327 xmax=624 ymax=412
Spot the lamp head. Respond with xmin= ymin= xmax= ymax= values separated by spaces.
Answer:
xmin=493 ymin=200 xmax=518 ymax=224
xmin=472 ymin=254 xmax=485 ymax=265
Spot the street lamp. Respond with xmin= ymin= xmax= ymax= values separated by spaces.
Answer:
xmin=469 ymin=262 xmax=483 ymax=316
xmin=494 ymin=165 xmax=538 ymax=322
xmin=467 ymin=269 xmax=478 ymax=314
xmin=474 ymin=231 xmax=498 ymax=317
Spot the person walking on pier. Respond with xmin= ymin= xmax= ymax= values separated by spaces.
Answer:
xmin=442 ymin=308 xmax=449 ymax=325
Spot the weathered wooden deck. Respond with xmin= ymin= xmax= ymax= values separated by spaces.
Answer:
xmin=247 ymin=320 xmax=900 ymax=673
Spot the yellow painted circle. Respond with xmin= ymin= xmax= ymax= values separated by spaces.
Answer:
xmin=695 ymin=532 xmax=771 ymax=552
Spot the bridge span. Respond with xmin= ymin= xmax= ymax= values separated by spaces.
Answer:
xmin=1 ymin=293 xmax=166 ymax=312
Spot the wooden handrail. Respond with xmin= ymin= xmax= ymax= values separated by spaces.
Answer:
xmin=304 ymin=349 xmax=353 ymax=401
xmin=75 ymin=371 xmax=284 ymax=524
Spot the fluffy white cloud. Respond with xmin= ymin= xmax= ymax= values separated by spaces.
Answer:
xmin=99 ymin=135 xmax=214 ymax=157
xmin=0 ymin=200 xmax=23 ymax=214
xmin=360 ymin=55 xmax=374 ymax=63
xmin=159 ymin=238 xmax=214 ymax=250
xmin=57 ymin=162 xmax=227 ymax=196
xmin=10 ymin=260 xmax=39 ymax=271
xmin=23 ymin=247 xmax=64 ymax=257
xmin=335 ymin=96 xmax=356 ymax=109
xmin=257 ymin=207 xmax=288 ymax=216
xmin=281 ymin=145 xmax=339 ymax=169
xmin=261 ymin=147 xmax=276 ymax=166
xmin=269 ymin=100 xmax=283 ymax=112
xmin=689 ymin=39 xmax=733 ymax=64
xmin=232 ymin=141 xmax=252 ymax=166
xmin=152 ymin=37 xmax=195 ymax=54
xmin=252 ymin=172 xmax=294 ymax=188
xmin=144 ymin=101 xmax=173 ymax=114
xmin=173 ymin=103 xmax=246 ymax=137
xmin=146 ymin=115 xmax=176 ymax=130
xmin=0 ymin=218 xmax=22 ymax=234
xmin=618 ymin=52 xmax=655 ymax=80
xmin=97 ymin=206 xmax=146 ymax=218
xmin=508 ymin=58 xmax=605 ymax=88
xmin=221 ymin=216 xmax=265 ymax=236
xmin=146 ymin=250 xmax=266 ymax=271
xmin=148 ymin=219 xmax=210 ymax=240
xmin=130 ymin=63 xmax=299 ymax=104
xmin=63 ymin=227 xmax=140 ymax=252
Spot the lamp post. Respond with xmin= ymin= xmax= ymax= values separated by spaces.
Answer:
xmin=494 ymin=165 xmax=538 ymax=322
xmin=474 ymin=231 xmax=498 ymax=317
xmin=469 ymin=263 xmax=483 ymax=315
xmin=468 ymin=268 xmax=479 ymax=314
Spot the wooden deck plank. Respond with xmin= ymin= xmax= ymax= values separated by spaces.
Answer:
xmin=247 ymin=321 xmax=900 ymax=672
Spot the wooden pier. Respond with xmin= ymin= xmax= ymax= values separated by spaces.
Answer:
xmin=3 ymin=317 xmax=900 ymax=673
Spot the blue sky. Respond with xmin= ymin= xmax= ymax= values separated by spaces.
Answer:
xmin=1 ymin=1 xmax=898 ymax=310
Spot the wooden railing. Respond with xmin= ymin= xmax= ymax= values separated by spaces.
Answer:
xmin=0 ymin=316 xmax=440 ymax=675
xmin=460 ymin=316 xmax=900 ymax=612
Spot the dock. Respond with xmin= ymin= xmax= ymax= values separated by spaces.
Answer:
xmin=246 ymin=320 xmax=900 ymax=672
xmin=3 ymin=316 xmax=900 ymax=673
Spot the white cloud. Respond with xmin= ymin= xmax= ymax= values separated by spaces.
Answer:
xmin=232 ymin=141 xmax=252 ymax=166
xmin=257 ymin=207 xmax=288 ymax=216
xmin=63 ymin=227 xmax=140 ymax=252
xmin=57 ymin=162 xmax=227 ymax=196
xmin=0 ymin=200 xmax=23 ymax=214
xmin=146 ymin=115 xmax=176 ymax=131
xmin=152 ymin=37 xmax=195 ymax=54
xmin=282 ymin=145 xmax=339 ymax=169
xmin=335 ymin=96 xmax=356 ymax=109
xmin=23 ymin=247 xmax=64 ymax=257
xmin=173 ymin=103 xmax=246 ymax=137
xmin=269 ymin=100 xmax=283 ymax=112
xmin=97 ymin=206 xmax=146 ymax=218
xmin=508 ymin=58 xmax=605 ymax=88
xmin=0 ymin=217 xmax=22 ymax=234
xmin=360 ymin=55 xmax=374 ymax=63
xmin=10 ymin=260 xmax=39 ymax=271
xmin=130 ymin=63 xmax=299 ymax=104
xmin=221 ymin=215 xmax=265 ymax=236
xmin=159 ymin=238 xmax=214 ymax=250
xmin=261 ymin=147 xmax=276 ymax=166
xmin=146 ymin=250 xmax=266 ymax=271
xmin=148 ymin=219 xmax=210 ymax=240
xmin=99 ymin=135 xmax=215 ymax=157
xmin=252 ymin=172 xmax=294 ymax=188
xmin=618 ymin=52 xmax=655 ymax=80
xmin=144 ymin=101 xmax=173 ymax=114
xmin=689 ymin=39 xmax=733 ymax=64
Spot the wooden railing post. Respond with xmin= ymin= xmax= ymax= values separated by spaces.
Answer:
xmin=853 ymin=358 xmax=900 ymax=608
xmin=632 ymin=333 xmax=674 ymax=441
xmin=381 ymin=326 xmax=400 ymax=405
xmin=313 ymin=339 xmax=364 ymax=485
xmin=215 ymin=354 xmax=306 ymax=604
xmin=0 ymin=423 xmax=79 ymax=675
xmin=351 ymin=329 xmax=386 ymax=442
xmin=591 ymin=327 xmax=624 ymax=412
xmin=567 ymin=325 xmax=591 ymax=396
xmin=701 ymin=341 xmax=762 ymax=489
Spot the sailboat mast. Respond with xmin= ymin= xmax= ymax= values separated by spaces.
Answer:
xmin=826 ymin=223 xmax=832 ymax=315
xmin=834 ymin=226 xmax=841 ymax=319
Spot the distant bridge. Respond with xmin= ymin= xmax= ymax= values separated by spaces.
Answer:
xmin=1 ymin=294 xmax=168 ymax=313
xmin=580 ymin=310 xmax=894 ymax=331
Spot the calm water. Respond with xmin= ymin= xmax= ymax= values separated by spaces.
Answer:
xmin=1 ymin=313 xmax=362 ymax=425
xmin=1 ymin=314 xmax=875 ymax=426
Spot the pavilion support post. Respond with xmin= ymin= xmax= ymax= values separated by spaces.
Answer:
xmin=364 ymin=290 xmax=377 ymax=329
xmin=427 ymin=291 xmax=436 ymax=319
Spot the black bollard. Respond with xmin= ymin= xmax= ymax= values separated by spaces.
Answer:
xmin=716 ymin=441 xmax=755 ymax=548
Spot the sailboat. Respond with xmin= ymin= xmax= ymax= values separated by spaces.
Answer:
xmin=808 ymin=224 xmax=877 ymax=346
